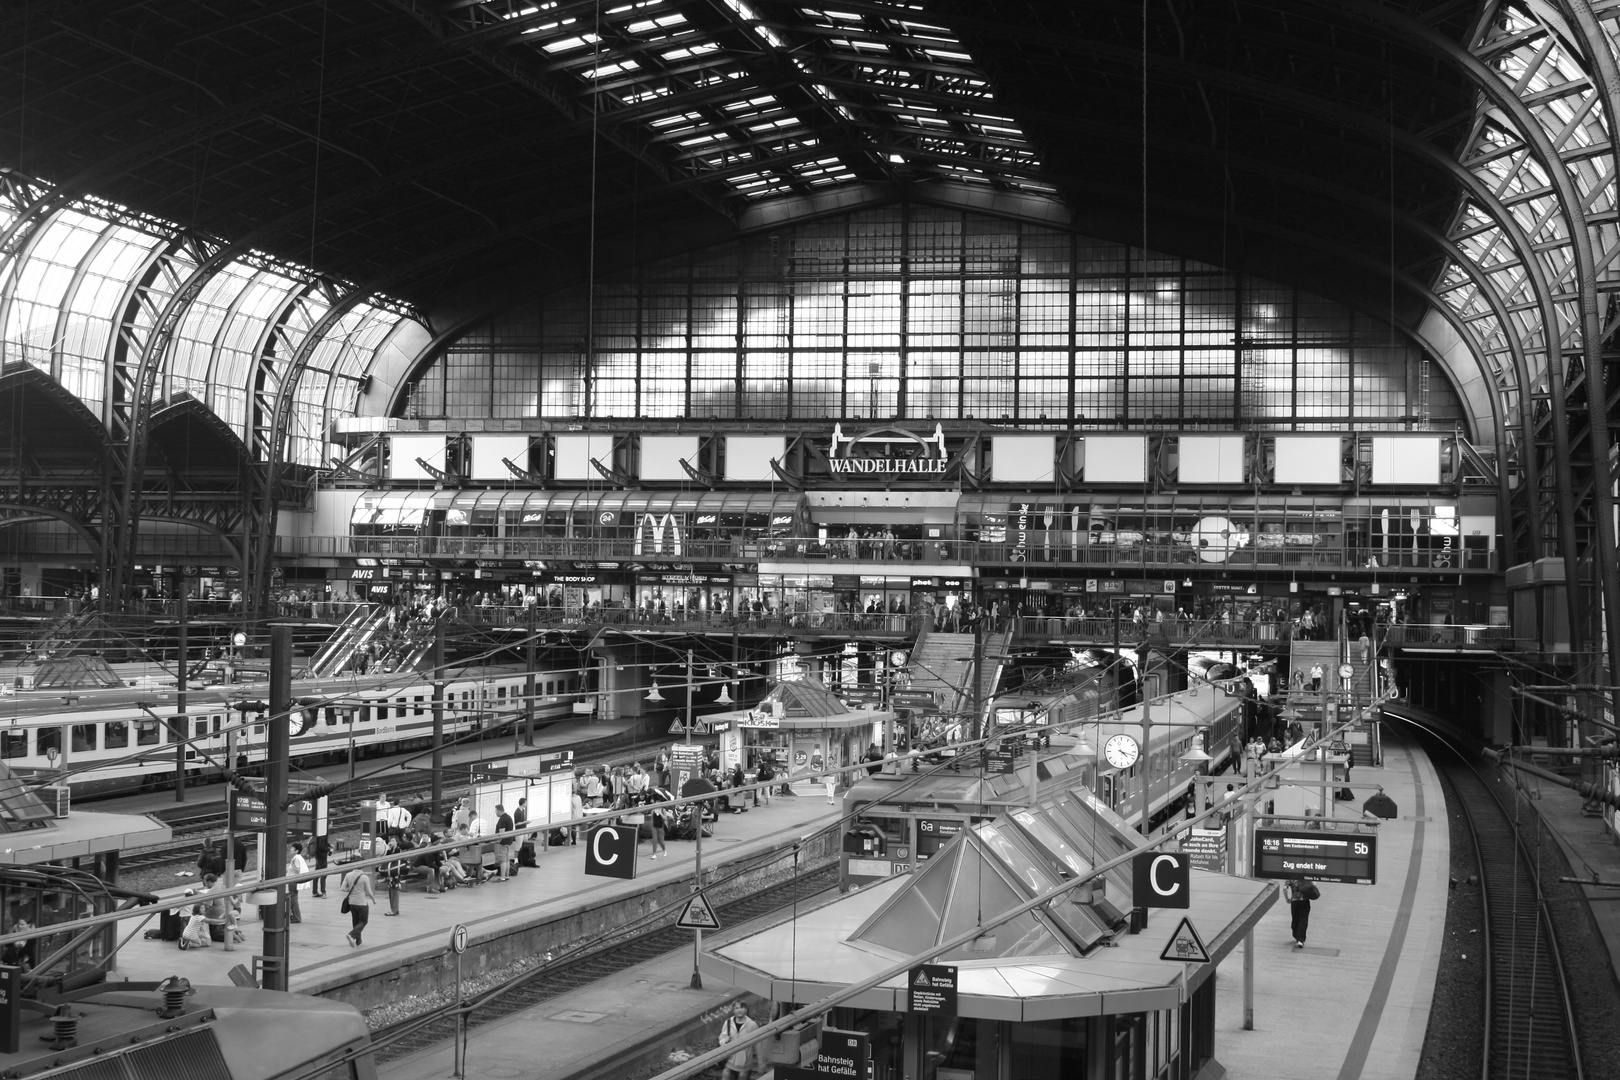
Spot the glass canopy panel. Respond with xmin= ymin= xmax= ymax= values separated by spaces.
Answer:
xmin=169 ymin=263 xmax=261 ymax=402
xmin=850 ymin=840 xmax=956 ymax=955
xmin=59 ymin=224 xmax=167 ymax=412
xmin=975 ymin=822 xmax=1109 ymax=951
xmin=211 ymin=269 xmax=305 ymax=434
xmin=489 ymin=0 xmax=1046 ymax=198
xmin=936 ymin=839 xmax=1069 ymax=960
xmin=2 ymin=208 xmax=110 ymax=373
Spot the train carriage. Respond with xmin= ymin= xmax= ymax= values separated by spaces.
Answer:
xmin=0 ymin=665 xmax=587 ymax=798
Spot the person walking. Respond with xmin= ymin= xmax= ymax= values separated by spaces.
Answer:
xmin=823 ymin=766 xmax=838 ymax=804
xmin=340 ymin=864 xmax=375 ymax=947
xmin=718 ymin=1000 xmax=759 ymax=1080
xmin=1286 ymin=877 xmax=1320 ymax=949
xmin=383 ymin=839 xmax=405 ymax=916
xmin=495 ymin=804 xmax=514 ymax=881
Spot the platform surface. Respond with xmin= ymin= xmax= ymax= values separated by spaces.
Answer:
xmin=1212 ymin=728 xmax=1447 ymax=1080
xmin=111 ymin=780 xmax=842 ymax=995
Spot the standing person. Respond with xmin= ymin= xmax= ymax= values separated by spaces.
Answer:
xmin=718 ymin=1001 xmax=759 ymax=1080
xmin=311 ymin=832 xmax=330 ymax=897
xmin=340 ymin=864 xmax=375 ymax=947
xmin=1359 ymin=632 xmax=1372 ymax=664
xmin=286 ymin=843 xmax=308 ymax=924
xmin=515 ymin=797 xmax=534 ymax=869
xmin=495 ymin=804 xmax=514 ymax=882
xmin=823 ymin=765 xmax=838 ymax=805
xmin=1286 ymin=877 xmax=1320 ymax=949
xmin=383 ymin=839 xmax=404 ymax=916
xmin=648 ymin=794 xmax=669 ymax=859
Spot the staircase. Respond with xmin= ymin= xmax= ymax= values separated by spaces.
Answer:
xmin=902 ymin=626 xmax=1015 ymax=728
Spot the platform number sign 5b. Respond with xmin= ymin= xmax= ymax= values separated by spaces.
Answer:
xmin=1132 ymin=852 xmax=1191 ymax=909
xmin=584 ymin=824 xmax=638 ymax=880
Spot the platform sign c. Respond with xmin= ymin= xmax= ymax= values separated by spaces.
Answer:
xmin=1132 ymin=852 xmax=1190 ymax=909
xmin=585 ymin=824 xmax=638 ymax=880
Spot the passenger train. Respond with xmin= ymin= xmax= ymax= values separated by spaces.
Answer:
xmin=840 ymin=679 xmax=1244 ymax=891
xmin=0 ymin=665 xmax=586 ymax=797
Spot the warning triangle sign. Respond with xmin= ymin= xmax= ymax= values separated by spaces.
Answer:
xmin=914 ymin=970 xmax=931 ymax=986
xmin=1159 ymin=917 xmax=1211 ymax=964
xmin=675 ymin=891 xmax=723 ymax=931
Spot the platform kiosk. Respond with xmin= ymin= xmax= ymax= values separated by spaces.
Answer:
xmin=702 ymin=783 xmax=1275 ymax=1080
xmin=695 ymin=681 xmax=895 ymax=790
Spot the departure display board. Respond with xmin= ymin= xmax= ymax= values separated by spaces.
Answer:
xmin=1254 ymin=829 xmax=1377 ymax=885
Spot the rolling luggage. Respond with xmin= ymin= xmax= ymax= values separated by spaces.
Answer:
xmin=159 ymin=908 xmax=184 ymax=941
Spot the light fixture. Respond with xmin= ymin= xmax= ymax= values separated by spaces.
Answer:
xmin=1180 ymin=744 xmax=1211 ymax=765
xmin=645 ymin=683 xmax=665 ymax=702
xmin=715 ymin=684 xmax=734 ymax=705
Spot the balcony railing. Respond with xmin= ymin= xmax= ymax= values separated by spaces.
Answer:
xmin=452 ymin=604 xmax=926 ymax=637
xmin=275 ymin=534 xmax=1490 ymax=574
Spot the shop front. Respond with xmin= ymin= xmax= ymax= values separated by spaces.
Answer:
xmin=633 ymin=571 xmax=733 ymax=620
xmin=700 ymin=681 xmax=894 ymax=786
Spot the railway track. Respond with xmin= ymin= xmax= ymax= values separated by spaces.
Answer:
xmin=371 ymin=862 xmax=839 ymax=1066
xmin=1425 ymin=735 xmax=1583 ymax=1080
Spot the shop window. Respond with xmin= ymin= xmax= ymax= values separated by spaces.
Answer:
xmin=36 ymin=728 xmax=60 ymax=758
xmin=105 ymin=722 xmax=129 ymax=750
xmin=0 ymin=731 xmax=25 ymax=759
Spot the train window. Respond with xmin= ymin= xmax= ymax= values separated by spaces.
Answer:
xmin=167 ymin=720 xmax=181 ymax=743
xmin=0 ymin=731 xmax=24 ymax=759
xmin=254 ymin=724 xmax=265 ymax=735
xmin=862 ymin=814 xmax=910 ymax=848
xmin=415 ymin=695 xmax=424 ymax=716
xmin=213 ymin=716 xmax=223 ymax=734
xmin=36 ymin=728 xmax=60 ymax=758
xmin=137 ymin=722 xmax=159 ymax=746
xmin=326 ymin=708 xmax=339 ymax=727
xmin=70 ymin=724 xmax=96 ymax=752
xmin=397 ymin=698 xmax=407 ymax=720
xmin=194 ymin=720 xmax=208 ymax=739
xmin=359 ymin=704 xmax=371 ymax=724
xmin=105 ymin=722 xmax=129 ymax=749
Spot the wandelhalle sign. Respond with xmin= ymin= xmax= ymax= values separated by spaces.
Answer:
xmin=826 ymin=423 xmax=949 ymax=476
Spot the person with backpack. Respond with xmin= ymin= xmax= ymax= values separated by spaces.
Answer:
xmin=1286 ymin=877 xmax=1321 ymax=949
xmin=718 ymin=1000 xmax=759 ymax=1080
xmin=754 ymin=756 xmax=773 ymax=806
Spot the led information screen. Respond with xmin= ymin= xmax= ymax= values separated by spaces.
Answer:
xmin=1254 ymin=829 xmax=1377 ymax=885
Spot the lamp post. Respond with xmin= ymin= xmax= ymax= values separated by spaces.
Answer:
xmin=686 ymin=648 xmax=703 ymax=990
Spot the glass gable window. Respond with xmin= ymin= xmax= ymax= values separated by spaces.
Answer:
xmin=410 ymin=209 xmax=1462 ymax=430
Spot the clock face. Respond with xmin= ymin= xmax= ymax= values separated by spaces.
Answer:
xmin=232 ymin=631 xmax=247 ymax=647
xmin=1338 ymin=663 xmax=1354 ymax=680
xmin=1104 ymin=734 xmax=1141 ymax=770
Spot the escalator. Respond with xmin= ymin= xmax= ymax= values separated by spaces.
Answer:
xmin=303 ymin=605 xmax=390 ymax=677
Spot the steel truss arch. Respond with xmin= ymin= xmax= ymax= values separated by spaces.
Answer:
xmin=1328 ymin=0 xmax=1620 ymax=690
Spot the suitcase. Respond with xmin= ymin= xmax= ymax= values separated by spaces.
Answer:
xmin=159 ymin=909 xmax=184 ymax=942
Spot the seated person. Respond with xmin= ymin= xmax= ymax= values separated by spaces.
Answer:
xmin=439 ymin=844 xmax=471 ymax=888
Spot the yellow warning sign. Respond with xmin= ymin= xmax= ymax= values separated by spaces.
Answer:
xmin=1158 ymin=916 xmax=1211 ymax=964
xmin=675 ymin=891 xmax=722 ymax=931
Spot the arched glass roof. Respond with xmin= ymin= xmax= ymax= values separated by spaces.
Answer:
xmin=0 ymin=176 xmax=424 ymax=468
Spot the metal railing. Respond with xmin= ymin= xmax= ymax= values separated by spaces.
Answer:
xmin=450 ymin=604 xmax=927 ymax=637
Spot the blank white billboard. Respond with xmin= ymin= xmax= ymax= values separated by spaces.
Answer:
xmin=388 ymin=435 xmax=447 ymax=481
xmin=992 ymin=436 xmax=1055 ymax=483
xmin=1083 ymin=435 xmax=1147 ymax=483
xmin=1273 ymin=436 xmax=1341 ymax=484
xmin=725 ymin=436 xmax=786 ymax=481
xmin=469 ymin=435 xmax=533 ymax=482
xmin=640 ymin=436 xmax=702 ymax=481
xmin=554 ymin=435 xmax=616 ymax=481
xmin=1178 ymin=435 xmax=1245 ymax=484
xmin=1371 ymin=436 xmax=1440 ymax=485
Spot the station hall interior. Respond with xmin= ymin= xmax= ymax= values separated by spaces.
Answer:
xmin=2 ymin=3 xmax=1620 ymax=1080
